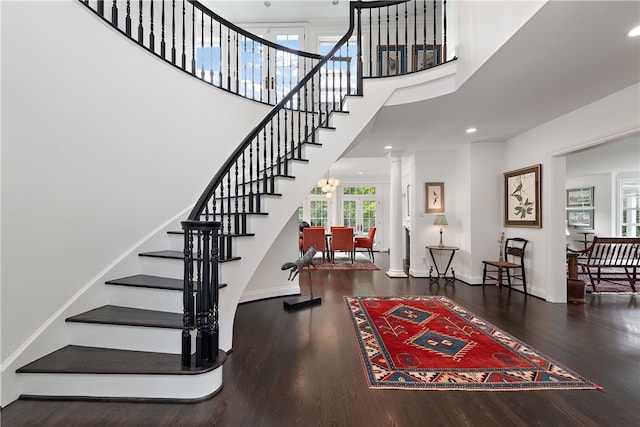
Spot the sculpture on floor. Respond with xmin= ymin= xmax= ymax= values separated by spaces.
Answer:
xmin=281 ymin=246 xmax=321 ymax=309
xmin=281 ymin=246 xmax=316 ymax=280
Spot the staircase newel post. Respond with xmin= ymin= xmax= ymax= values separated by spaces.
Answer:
xmin=181 ymin=222 xmax=195 ymax=367
xmin=210 ymin=224 xmax=220 ymax=362
xmin=201 ymin=227 xmax=212 ymax=363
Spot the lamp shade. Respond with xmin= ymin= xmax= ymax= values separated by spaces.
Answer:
xmin=434 ymin=214 xmax=448 ymax=226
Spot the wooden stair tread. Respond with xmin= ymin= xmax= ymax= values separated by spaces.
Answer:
xmin=106 ymin=274 xmax=182 ymax=290
xmin=106 ymin=274 xmax=227 ymax=290
xmin=17 ymin=345 xmax=226 ymax=375
xmin=139 ymin=250 xmax=240 ymax=263
xmin=66 ymin=305 xmax=182 ymax=329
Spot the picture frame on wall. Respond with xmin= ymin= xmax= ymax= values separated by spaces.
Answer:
xmin=425 ymin=182 xmax=444 ymax=213
xmin=412 ymin=44 xmax=442 ymax=71
xmin=504 ymin=164 xmax=542 ymax=228
xmin=377 ymin=45 xmax=406 ymax=76
xmin=567 ymin=209 xmax=594 ymax=229
xmin=566 ymin=187 xmax=594 ymax=207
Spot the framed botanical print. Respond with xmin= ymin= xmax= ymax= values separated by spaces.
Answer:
xmin=377 ymin=45 xmax=406 ymax=76
xmin=504 ymin=164 xmax=542 ymax=228
xmin=425 ymin=182 xmax=444 ymax=213
xmin=412 ymin=44 xmax=442 ymax=71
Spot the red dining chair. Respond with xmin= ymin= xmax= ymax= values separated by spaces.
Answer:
xmin=302 ymin=227 xmax=326 ymax=262
xmin=355 ymin=227 xmax=376 ymax=262
xmin=330 ymin=227 xmax=355 ymax=263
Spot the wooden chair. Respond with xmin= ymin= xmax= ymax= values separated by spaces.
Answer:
xmin=302 ymin=227 xmax=326 ymax=263
xmin=355 ymin=227 xmax=376 ymax=262
xmin=330 ymin=227 xmax=355 ymax=263
xmin=482 ymin=237 xmax=529 ymax=294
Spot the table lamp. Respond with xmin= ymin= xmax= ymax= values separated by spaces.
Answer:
xmin=434 ymin=214 xmax=448 ymax=247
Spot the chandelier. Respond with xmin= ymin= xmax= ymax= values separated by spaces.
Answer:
xmin=317 ymin=177 xmax=340 ymax=199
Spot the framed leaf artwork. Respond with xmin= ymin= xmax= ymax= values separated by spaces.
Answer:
xmin=504 ymin=164 xmax=541 ymax=228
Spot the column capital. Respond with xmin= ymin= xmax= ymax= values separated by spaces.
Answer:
xmin=387 ymin=151 xmax=403 ymax=161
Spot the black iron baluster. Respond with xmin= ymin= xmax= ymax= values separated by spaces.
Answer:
xmin=282 ymin=108 xmax=288 ymax=176
xmin=181 ymin=0 xmax=186 ymax=69
xmin=125 ymin=0 xmax=131 ymax=36
xmin=310 ymin=76 xmax=315 ymax=143
xmin=138 ymin=0 xmax=143 ymax=44
xmin=423 ymin=0 xmax=427 ymax=70
xmin=303 ymin=81 xmax=308 ymax=151
xmin=209 ymin=16 xmax=214 ymax=84
xmin=149 ymin=1 xmax=155 ymax=52
xmin=290 ymin=99 xmax=295 ymax=162
xmin=226 ymin=26 xmax=231 ymax=90
xmin=190 ymin=4 xmax=196 ymax=75
xmin=385 ymin=7 xmax=389 ymax=75
xmin=241 ymin=151 xmax=247 ymax=232
xmin=269 ymin=120 xmax=275 ymax=193
xmin=226 ymin=171 xmax=232 ymax=257
xmin=404 ymin=2 xmax=408 ymax=69
xmin=161 ymin=1 xmax=166 ymax=58
xmin=199 ymin=10 xmax=204 ymax=79
xmin=443 ymin=0 xmax=447 ymax=64
xmin=249 ymin=138 xmax=254 ymax=213
xmin=259 ymin=41 xmax=263 ymax=103
xmin=233 ymin=161 xmax=239 ymax=235
xmin=433 ymin=0 xmax=437 ymax=65
xmin=111 ymin=0 xmax=118 ymax=26
xmin=97 ymin=0 xmax=104 ymax=16
xmin=413 ymin=0 xmax=417 ymax=69
xmin=218 ymin=21 xmax=222 ymax=87
xmin=332 ymin=57 xmax=336 ymax=112
xmin=262 ymin=127 xmax=268 ymax=196
xmin=395 ymin=4 xmax=399 ymax=75
xmin=171 ymin=0 xmax=176 ymax=64
xmin=235 ymin=31 xmax=239 ymax=94
xmin=277 ymin=111 xmax=282 ymax=176
xmin=255 ymin=132 xmax=262 ymax=212
xmin=243 ymin=36 xmax=247 ymax=96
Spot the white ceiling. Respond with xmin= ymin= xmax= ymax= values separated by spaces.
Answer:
xmin=205 ymin=1 xmax=640 ymax=177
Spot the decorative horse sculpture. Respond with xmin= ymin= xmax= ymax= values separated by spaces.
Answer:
xmin=281 ymin=246 xmax=316 ymax=280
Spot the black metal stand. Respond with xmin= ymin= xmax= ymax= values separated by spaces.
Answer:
xmin=284 ymin=266 xmax=321 ymax=310
xmin=427 ymin=245 xmax=459 ymax=284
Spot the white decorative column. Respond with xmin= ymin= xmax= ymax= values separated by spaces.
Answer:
xmin=387 ymin=152 xmax=408 ymax=278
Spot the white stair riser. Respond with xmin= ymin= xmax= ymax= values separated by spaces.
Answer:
xmin=19 ymin=369 xmax=222 ymax=400
xmin=67 ymin=323 xmax=194 ymax=354
xmin=139 ymin=257 xmax=183 ymax=279
xmin=108 ymin=285 xmax=182 ymax=313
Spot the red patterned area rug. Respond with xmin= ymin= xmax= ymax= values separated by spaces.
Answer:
xmin=345 ymin=296 xmax=600 ymax=391
xmin=310 ymin=253 xmax=380 ymax=271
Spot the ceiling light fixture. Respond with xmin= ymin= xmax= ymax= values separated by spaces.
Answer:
xmin=384 ymin=145 xmax=393 ymax=150
xmin=264 ymin=1 xmax=271 ymax=7
xmin=629 ymin=25 xmax=640 ymax=37
xmin=332 ymin=0 xmax=340 ymax=5
xmin=466 ymin=127 xmax=477 ymax=134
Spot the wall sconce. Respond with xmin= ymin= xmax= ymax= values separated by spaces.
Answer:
xmin=433 ymin=214 xmax=448 ymax=247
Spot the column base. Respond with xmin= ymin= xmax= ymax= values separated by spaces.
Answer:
xmin=386 ymin=269 xmax=408 ymax=278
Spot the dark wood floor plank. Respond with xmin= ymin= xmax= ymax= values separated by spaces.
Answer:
xmin=3 ymin=253 xmax=639 ymax=426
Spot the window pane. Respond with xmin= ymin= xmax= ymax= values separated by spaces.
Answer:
xmin=343 ymin=201 xmax=356 ymax=227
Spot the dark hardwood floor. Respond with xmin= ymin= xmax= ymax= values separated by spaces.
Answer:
xmin=2 ymin=253 xmax=639 ymax=426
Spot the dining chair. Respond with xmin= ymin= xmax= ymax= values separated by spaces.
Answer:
xmin=302 ymin=227 xmax=326 ymax=262
xmin=330 ymin=227 xmax=355 ymax=263
xmin=355 ymin=227 xmax=376 ymax=262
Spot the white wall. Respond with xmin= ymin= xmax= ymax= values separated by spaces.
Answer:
xmin=1 ymin=0 xmax=269 ymax=368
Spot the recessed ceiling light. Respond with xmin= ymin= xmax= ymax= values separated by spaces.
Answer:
xmin=332 ymin=0 xmax=340 ymax=5
xmin=384 ymin=145 xmax=393 ymax=150
xmin=264 ymin=1 xmax=271 ymax=7
xmin=358 ymin=171 xmax=364 ymax=175
xmin=629 ymin=25 xmax=640 ymax=37
xmin=466 ymin=127 xmax=477 ymax=134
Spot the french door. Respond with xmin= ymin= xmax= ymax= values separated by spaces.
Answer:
xmin=342 ymin=196 xmax=381 ymax=239
xmin=241 ymin=27 xmax=305 ymax=104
